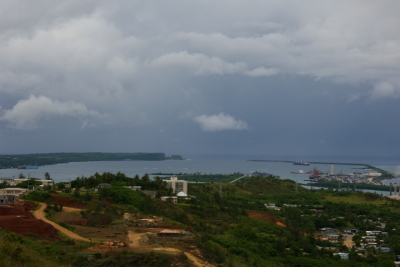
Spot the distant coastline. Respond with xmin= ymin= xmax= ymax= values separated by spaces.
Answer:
xmin=0 ymin=152 xmax=184 ymax=169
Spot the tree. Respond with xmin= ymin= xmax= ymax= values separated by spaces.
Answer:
xmin=0 ymin=181 xmax=8 ymax=189
xmin=16 ymin=180 xmax=42 ymax=189
xmin=141 ymin=173 xmax=150 ymax=183
xmin=19 ymin=173 xmax=25 ymax=178
xmin=44 ymin=172 xmax=51 ymax=180
xmin=352 ymin=234 xmax=362 ymax=247
xmin=73 ymin=187 xmax=81 ymax=198
xmin=57 ymin=183 xmax=66 ymax=190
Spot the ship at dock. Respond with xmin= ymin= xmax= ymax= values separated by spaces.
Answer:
xmin=17 ymin=164 xmax=38 ymax=169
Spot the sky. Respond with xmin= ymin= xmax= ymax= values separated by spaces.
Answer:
xmin=1 ymin=1 xmax=399 ymax=161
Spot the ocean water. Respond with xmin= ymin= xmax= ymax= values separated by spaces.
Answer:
xmin=1 ymin=156 xmax=398 ymax=184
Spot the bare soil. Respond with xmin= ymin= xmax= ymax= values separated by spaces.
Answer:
xmin=0 ymin=200 xmax=58 ymax=240
xmin=73 ymin=225 xmax=128 ymax=241
xmin=32 ymin=203 xmax=90 ymax=241
xmin=46 ymin=205 xmax=209 ymax=267
xmin=51 ymin=196 xmax=86 ymax=209
xmin=247 ymin=211 xmax=286 ymax=227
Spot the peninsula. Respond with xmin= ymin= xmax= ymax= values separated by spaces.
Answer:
xmin=0 ymin=152 xmax=184 ymax=169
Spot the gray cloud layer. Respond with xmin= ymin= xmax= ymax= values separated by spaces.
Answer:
xmin=1 ymin=1 xmax=399 ymax=159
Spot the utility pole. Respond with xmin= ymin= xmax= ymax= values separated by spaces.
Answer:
xmin=219 ymin=180 xmax=223 ymax=198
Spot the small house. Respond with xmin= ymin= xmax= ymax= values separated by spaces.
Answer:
xmin=344 ymin=228 xmax=359 ymax=234
xmin=362 ymin=236 xmax=377 ymax=243
xmin=124 ymin=186 xmax=142 ymax=191
xmin=142 ymin=190 xmax=157 ymax=198
xmin=97 ymin=183 xmax=112 ymax=189
xmin=333 ymin=253 xmax=349 ymax=260
xmin=160 ymin=196 xmax=177 ymax=204
xmin=327 ymin=234 xmax=340 ymax=243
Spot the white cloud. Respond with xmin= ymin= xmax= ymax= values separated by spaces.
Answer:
xmin=347 ymin=94 xmax=361 ymax=103
xmin=245 ymin=67 xmax=279 ymax=77
xmin=150 ymin=51 xmax=281 ymax=78
xmin=194 ymin=113 xmax=248 ymax=132
xmin=150 ymin=51 xmax=247 ymax=75
xmin=0 ymin=13 xmax=142 ymax=104
xmin=370 ymin=82 xmax=399 ymax=99
xmin=1 ymin=95 xmax=100 ymax=129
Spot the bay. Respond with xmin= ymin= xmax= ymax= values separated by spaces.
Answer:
xmin=1 ymin=157 xmax=396 ymax=184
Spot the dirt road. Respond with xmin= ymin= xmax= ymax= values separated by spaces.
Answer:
xmin=32 ymin=204 xmax=208 ymax=266
xmin=343 ymin=234 xmax=354 ymax=249
xmin=32 ymin=203 xmax=90 ymax=242
xmin=128 ymin=230 xmax=210 ymax=267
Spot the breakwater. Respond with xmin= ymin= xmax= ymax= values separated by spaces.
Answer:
xmin=247 ymin=159 xmax=369 ymax=166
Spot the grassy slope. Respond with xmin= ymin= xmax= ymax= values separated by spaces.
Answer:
xmin=0 ymin=232 xmax=71 ymax=267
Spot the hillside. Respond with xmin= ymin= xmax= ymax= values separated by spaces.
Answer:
xmin=3 ymin=173 xmax=400 ymax=266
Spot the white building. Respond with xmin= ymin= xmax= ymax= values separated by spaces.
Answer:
xmin=0 ymin=178 xmax=13 ymax=184
xmin=11 ymin=178 xmax=53 ymax=188
xmin=0 ymin=188 xmax=29 ymax=196
xmin=160 ymin=196 xmax=178 ymax=204
xmin=334 ymin=253 xmax=349 ymax=260
xmin=165 ymin=177 xmax=188 ymax=194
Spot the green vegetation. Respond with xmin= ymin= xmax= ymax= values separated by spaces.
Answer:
xmin=23 ymin=190 xmax=53 ymax=202
xmin=0 ymin=152 xmax=183 ymax=168
xmin=88 ymin=251 xmax=192 ymax=267
xmin=309 ymin=180 xmax=391 ymax=192
xmin=15 ymin=179 xmax=43 ymax=189
xmin=0 ymin=230 xmax=94 ymax=267
xmin=13 ymin=173 xmax=400 ymax=266
xmin=0 ymin=231 xmax=68 ymax=267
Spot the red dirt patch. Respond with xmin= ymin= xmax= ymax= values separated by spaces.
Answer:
xmin=247 ymin=211 xmax=286 ymax=227
xmin=51 ymin=197 xmax=86 ymax=209
xmin=0 ymin=200 xmax=58 ymax=240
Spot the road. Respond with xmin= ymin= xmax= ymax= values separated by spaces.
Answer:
xmin=127 ymin=230 xmax=210 ymax=266
xmin=229 ymin=175 xmax=249 ymax=183
xmin=33 ymin=203 xmax=208 ymax=266
xmin=31 ymin=202 xmax=90 ymax=242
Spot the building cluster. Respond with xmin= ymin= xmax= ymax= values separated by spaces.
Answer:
xmin=0 ymin=177 xmax=54 ymax=204
xmin=0 ymin=177 xmax=54 ymax=188
xmin=307 ymin=165 xmax=383 ymax=185
xmin=267 ymin=203 xmax=395 ymax=261
xmin=317 ymin=227 xmax=390 ymax=254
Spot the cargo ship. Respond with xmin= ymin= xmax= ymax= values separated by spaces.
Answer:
xmin=293 ymin=161 xmax=310 ymax=166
